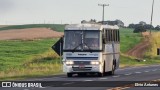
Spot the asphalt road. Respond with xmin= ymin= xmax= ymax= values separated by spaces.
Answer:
xmin=1 ymin=64 xmax=160 ymax=90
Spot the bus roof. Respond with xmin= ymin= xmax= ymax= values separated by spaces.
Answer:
xmin=65 ymin=24 xmax=119 ymax=31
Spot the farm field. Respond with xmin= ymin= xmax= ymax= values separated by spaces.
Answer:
xmin=0 ymin=28 xmax=63 ymax=40
xmin=0 ymin=25 xmax=11 ymax=28
xmin=0 ymin=24 xmax=65 ymax=32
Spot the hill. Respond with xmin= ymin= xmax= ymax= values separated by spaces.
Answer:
xmin=0 ymin=24 xmax=65 ymax=32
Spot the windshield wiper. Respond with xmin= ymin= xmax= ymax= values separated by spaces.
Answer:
xmin=72 ymin=43 xmax=82 ymax=52
xmin=72 ymin=43 xmax=93 ymax=52
xmin=83 ymin=43 xmax=93 ymax=53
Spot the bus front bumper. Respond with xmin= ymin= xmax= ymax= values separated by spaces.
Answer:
xmin=63 ymin=65 xmax=101 ymax=73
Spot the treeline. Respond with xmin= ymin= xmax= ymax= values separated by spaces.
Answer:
xmin=127 ymin=21 xmax=160 ymax=33
xmin=128 ymin=21 xmax=160 ymax=31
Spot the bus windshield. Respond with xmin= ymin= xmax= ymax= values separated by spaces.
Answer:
xmin=64 ymin=30 xmax=100 ymax=51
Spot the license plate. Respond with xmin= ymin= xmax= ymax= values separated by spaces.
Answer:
xmin=79 ymin=65 xmax=85 ymax=69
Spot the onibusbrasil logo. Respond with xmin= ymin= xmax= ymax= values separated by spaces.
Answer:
xmin=1 ymin=82 xmax=42 ymax=88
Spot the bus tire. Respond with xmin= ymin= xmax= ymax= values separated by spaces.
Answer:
xmin=67 ymin=73 xmax=72 ymax=77
xmin=98 ymin=63 xmax=105 ymax=77
xmin=98 ymin=72 xmax=104 ymax=77
xmin=108 ymin=62 xmax=115 ymax=75
xmin=78 ymin=73 xmax=86 ymax=77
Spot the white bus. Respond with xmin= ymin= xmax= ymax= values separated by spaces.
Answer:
xmin=52 ymin=23 xmax=120 ymax=77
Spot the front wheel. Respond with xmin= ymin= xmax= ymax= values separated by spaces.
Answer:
xmin=78 ymin=73 xmax=86 ymax=77
xmin=67 ymin=73 xmax=72 ymax=77
xmin=98 ymin=63 xmax=105 ymax=77
xmin=98 ymin=72 xmax=104 ymax=77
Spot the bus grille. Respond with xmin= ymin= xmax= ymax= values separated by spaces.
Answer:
xmin=72 ymin=67 xmax=92 ymax=71
xmin=74 ymin=61 xmax=90 ymax=65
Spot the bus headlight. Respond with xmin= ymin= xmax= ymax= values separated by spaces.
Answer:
xmin=90 ymin=61 xmax=100 ymax=65
xmin=65 ymin=61 xmax=74 ymax=65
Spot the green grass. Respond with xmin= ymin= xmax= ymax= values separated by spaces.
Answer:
xmin=120 ymin=55 xmax=160 ymax=68
xmin=120 ymin=28 xmax=142 ymax=53
xmin=0 ymin=24 xmax=65 ymax=32
xmin=120 ymin=28 xmax=160 ymax=67
xmin=0 ymin=39 xmax=63 ymax=80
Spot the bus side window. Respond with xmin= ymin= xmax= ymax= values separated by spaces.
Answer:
xmin=105 ymin=29 xmax=108 ymax=42
xmin=103 ymin=29 xmax=106 ymax=44
xmin=108 ymin=30 xmax=112 ymax=41
xmin=116 ymin=30 xmax=118 ymax=42
xmin=111 ymin=30 xmax=114 ymax=41
xmin=118 ymin=30 xmax=120 ymax=42
xmin=113 ymin=30 xmax=116 ymax=42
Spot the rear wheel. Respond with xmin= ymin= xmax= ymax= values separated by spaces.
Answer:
xmin=108 ymin=63 xmax=115 ymax=75
xmin=67 ymin=73 xmax=72 ymax=77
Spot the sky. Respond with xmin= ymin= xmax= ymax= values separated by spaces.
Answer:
xmin=0 ymin=0 xmax=160 ymax=26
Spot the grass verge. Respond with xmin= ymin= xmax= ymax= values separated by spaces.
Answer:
xmin=0 ymin=39 xmax=63 ymax=80
xmin=120 ymin=28 xmax=142 ymax=53
xmin=145 ymin=32 xmax=160 ymax=60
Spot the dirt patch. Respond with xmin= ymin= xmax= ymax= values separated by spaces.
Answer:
xmin=126 ymin=38 xmax=150 ymax=59
xmin=0 ymin=25 xmax=10 ymax=28
xmin=0 ymin=28 xmax=64 ymax=40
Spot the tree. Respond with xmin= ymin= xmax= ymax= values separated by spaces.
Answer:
xmin=128 ymin=24 xmax=135 ymax=28
xmin=155 ymin=25 xmax=160 ymax=30
xmin=133 ymin=25 xmax=146 ymax=33
xmin=139 ymin=21 xmax=146 ymax=25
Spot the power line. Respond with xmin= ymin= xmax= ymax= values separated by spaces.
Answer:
xmin=150 ymin=0 xmax=155 ymax=35
xmin=98 ymin=4 xmax=109 ymax=24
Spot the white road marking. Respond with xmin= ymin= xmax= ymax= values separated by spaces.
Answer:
xmin=112 ymin=75 xmax=120 ymax=78
xmin=124 ymin=73 xmax=132 ymax=76
xmin=24 ymin=89 xmax=29 ymax=90
xmin=84 ymin=80 xmax=93 ymax=81
xmin=99 ymin=78 xmax=107 ymax=80
xmin=153 ymin=69 xmax=157 ymax=71
xmin=144 ymin=71 xmax=149 ymax=72
xmin=144 ymin=66 xmax=149 ymax=67
xmin=62 ymin=82 xmax=75 ymax=85
xmin=32 ymin=79 xmax=44 ymax=81
xmin=152 ymin=69 xmax=157 ymax=71
xmin=118 ymin=66 xmax=145 ymax=70
xmin=118 ymin=67 xmax=137 ymax=70
xmin=39 ymin=87 xmax=46 ymax=88
xmin=118 ymin=65 xmax=160 ymax=71
xmin=135 ymin=72 xmax=141 ymax=74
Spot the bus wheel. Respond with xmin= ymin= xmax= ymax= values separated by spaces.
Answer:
xmin=98 ymin=73 xmax=104 ymax=77
xmin=67 ymin=73 xmax=72 ymax=77
xmin=108 ymin=63 xmax=115 ymax=75
xmin=98 ymin=63 xmax=105 ymax=77
xmin=78 ymin=73 xmax=86 ymax=77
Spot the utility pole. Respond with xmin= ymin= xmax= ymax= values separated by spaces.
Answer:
xmin=98 ymin=4 xmax=109 ymax=24
xmin=150 ymin=0 xmax=155 ymax=35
